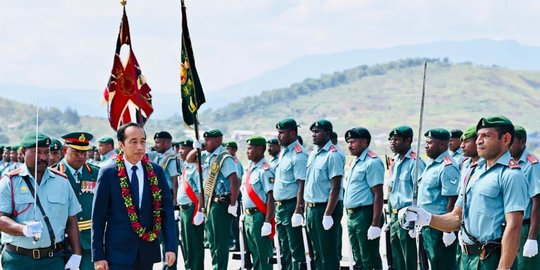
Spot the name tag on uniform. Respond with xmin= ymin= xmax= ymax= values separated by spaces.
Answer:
xmin=81 ymin=181 xmax=96 ymax=193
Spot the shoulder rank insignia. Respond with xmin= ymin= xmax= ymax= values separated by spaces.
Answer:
xmin=410 ymin=151 xmax=417 ymax=160
xmin=443 ymin=156 xmax=453 ymax=166
xmin=262 ymin=162 xmax=270 ymax=171
xmin=234 ymin=157 xmax=240 ymax=163
xmin=367 ymin=150 xmax=377 ymax=158
xmin=50 ymin=168 xmax=68 ymax=178
xmin=294 ymin=144 xmax=302 ymax=153
xmin=527 ymin=154 xmax=539 ymax=164
xmin=85 ymin=163 xmax=93 ymax=174
xmin=7 ymin=167 xmax=22 ymax=177
xmin=508 ymin=159 xmax=521 ymax=169
xmin=329 ymin=145 xmax=337 ymax=152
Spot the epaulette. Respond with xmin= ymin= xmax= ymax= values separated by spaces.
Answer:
xmin=527 ymin=154 xmax=539 ymax=164
xmin=294 ymin=144 xmax=302 ymax=153
xmin=234 ymin=157 xmax=240 ymax=163
xmin=443 ymin=156 xmax=453 ymax=166
xmin=410 ymin=151 xmax=417 ymax=160
xmin=85 ymin=163 xmax=97 ymax=174
xmin=50 ymin=168 xmax=68 ymax=178
xmin=329 ymin=145 xmax=337 ymax=152
xmin=7 ymin=167 xmax=22 ymax=177
xmin=261 ymin=162 xmax=270 ymax=171
xmin=367 ymin=150 xmax=377 ymax=158
xmin=508 ymin=159 xmax=521 ymax=170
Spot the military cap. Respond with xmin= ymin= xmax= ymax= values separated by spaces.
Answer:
xmin=61 ymin=132 xmax=94 ymax=151
xmin=461 ymin=125 xmax=477 ymax=141
xmin=388 ymin=126 xmax=413 ymax=139
xmin=49 ymin=139 xmax=63 ymax=151
xmin=276 ymin=118 xmax=298 ymax=130
xmin=345 ymin=127 xmax=371 ymax=142
xmin=297 ymin=135 xmax=304 ymax=145
xmin=266 ymin=138 xmax=279 ymax=145
xmin=20 ymin=132 xmax=51 ymax=148
xmin=4 ymin=146 xmax=11 ymax=151
xmin=310 ymin=119 xmax=333 ymax=131
xmin=178 ymin=139 xmax=194 ymax=147
xmin=154 ymin=131 xmax=172 ymax=140
xmin=476 ymin=115 xmax=514 ymax=131
xmin=98 ymin=135 xmax=114 ymax=144
xmin=246 ymin=136 xmax=266 ymax=146
xmin=172 ymin=142 xmax=180 ymax=148
xmin=424 ymin=128 xmax=450 ymax=140
xmin=13 ymin=145 xmax=20 ymax=152
xmin=224 ymin=141 xmax=238 ymax=149
xmin=203 ymin=129 xmax=223 ymax=138
xmin=514 ymin=125 xmax=527 ymax=140
xmin=450 ymin=129 xmax=463 ymax=139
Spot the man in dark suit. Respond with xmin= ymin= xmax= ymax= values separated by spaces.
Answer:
xmin=92 ymin=123 xmax=176 ymax=270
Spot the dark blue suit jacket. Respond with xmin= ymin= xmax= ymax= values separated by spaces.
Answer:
xmin=91 ymin=161 xmax=175 ymax=265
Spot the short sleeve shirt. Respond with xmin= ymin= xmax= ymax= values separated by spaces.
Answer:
xmin=344 ymin=148 xmax=384 ymax=209
xmin=389 ymin=148 xmax=426 ymax=210
xmin=177 ymin=162 xmax=200 ymax=205
xmin=304 ymin=141 xmax=345 ymax=203
xmin=202 ymin=145 xmax=237 ymax=196
xmin=241 ymin=158 xmax=275 ymax=209
xmin=516 ymin=149 xmax=540 ymax=219
xmin=274 ymin=140 xmax=308 ymax=201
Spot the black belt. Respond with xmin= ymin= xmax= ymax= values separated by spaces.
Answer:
xmin=461 ymin=241 xmax=501 ymax=259
xmin=347 ymin=204 xmax=372 ymax=214
xmin=244 ymin=208 xmax=259 ymax=215
xmin=179 ymin=203 xmax=193 ymax=211
xmin=5 ymin=242 xmax=64 ymax=260
xmin=214 ymin=195 xmax=231 ymax=204
xmin=306 ymin=202 xmax=327 ymax=208
xmin=275 ymin=198 xmax=296 ymax=206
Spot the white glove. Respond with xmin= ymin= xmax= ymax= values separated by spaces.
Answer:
xmin=240 ymin=214 xmax=245 ymax=222
xmin=193 ymin=211 xmax=204 ymax=226
xmin=174 ymin=210 xmax=180 ymax=221
xmin=192 ymin=139 xmax=202 ymax=149
xmin=381 ymin=222 xmax=390 ymax=232
xmin=398 ymin=205 xmax=432 ymax=230
xmin=408 ymin=228 xmax=417 ymax=238
xmin=367 ymin=226 xmax=382 ymax=240
xmin=64 ymin=254 xmax=82 ymax=269
xmin=442 ymin=232 xmax=457 ymax=247
xmin=22 ymin=221 xmax=43 ymax=238
xmin=228 ymin=204 xmax=238 ymax=217
xmin=291 ymin=213 xmax=303 ymax=227
xmin=261 ymin=222 xmax=272 ymax=237
xmin=523 ymin=239 xmax=538 ymax=258
xmin=322 ymin=215 xmax=333 ymax=230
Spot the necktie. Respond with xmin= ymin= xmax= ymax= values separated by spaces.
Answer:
xmin=75 ymin=171 xmax=80 ymax=184
xmin=131 ymin=166 xmax=140 ymax=209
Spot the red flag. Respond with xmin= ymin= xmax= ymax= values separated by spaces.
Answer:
xmin=104 ymin=7 xmax=153 ymax=131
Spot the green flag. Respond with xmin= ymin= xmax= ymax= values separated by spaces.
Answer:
xmin=180 ymin=0 xmax=206 ymax=126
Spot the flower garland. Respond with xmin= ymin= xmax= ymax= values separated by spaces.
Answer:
xmin=116 ymin=154 xmax=162 ymax=242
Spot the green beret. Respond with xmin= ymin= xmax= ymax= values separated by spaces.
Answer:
xmin=476 ymin=115 xmax=514 ymax=131
xmin=62 ymin=132 xmax=93 ymax=151
xmin=178 ymin=139 xmax=194 ymax=147
xmin=246 ymin=136 xmax=266 ymax=147
xmin=345 ymin=127 xmax=371 ymax=142
xmin=424 ymin=128 xmax=450 ymax=140
xmin=98 ymin=135 xmax=114 ymax=144
xmin=310 ymin=119 xmax=333 ymax=131
xmin=331 ymin=131 xmax=338 ymax=140
xmin=461 ymin=125 xmax=477 ymax=141
xmin=49 ymin=139 xmax=63 ymax=151
xmin=154 ymin=131 xmax=172 ymax=140
xmin=224 ymin=141 xmax=238 ymax=149
xmin=172 ymin=142 xmax=180 ymax=147
xmin=12 ymin=146 xmax=20 ymax=151
xmin=276 ymin=118 xmax=298 ymax=130
xmin=203 ymin=129 xmax=223 ymax=138
xmin=388 ymin=126 xmax=413 ymax=139
xmin=514 ymin=125 xmax=527 ymax=140
xmin=266 ymin=138 xmax=279 ymax=145
xmin=4 ymin=146 xmax=11 ymax=151
xmin=450 ymin=129 xmax=463 ymax=139
xmin=20 ymin=132 xmax=51 ymax=148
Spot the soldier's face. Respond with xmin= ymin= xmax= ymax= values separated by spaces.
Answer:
xmin=448 ymin=138 xmax=461 ymax=152
xmin=461 ymin=137 xmax=477 ymax=158
xmin=49 ymin=150 xmax=61 ymax=165
xmin=347 ymin=138 xmax=366 ymax=156
xmin=119 ymin=126 xmax=147 ymax=163
xmin=98 ymin=143 xmax=113 ymax=155
xmin=9 ymin=150 xmax=17 ymax=162
xmin=476 ymin=128 xmax=510 ymax=161
xmin=311 ymin=127 xmax=329 ymax=146
xmin=204 ymin=137 xmax=222 ymax=153
xmin=226 ymin=146 xmax=237 ymax=156
xmin=267 ymin=144 xmax=280 ymax=157
xmin=246 ymin=144 xmax=263 ymax=161
xmin=425 ymin=138 xmax=446 ymax=159
xmin=277 ymin=129 xmax=295 ymax=146
xmin=389 ymin=136 xmax=406 ymax=154
xmin=93 ymin=151 xmax=101 ymax=161
xmin=2 ymin=151 xmax=8 ymax=161
xmin=65 ymin=147 xmax=87 ymax=170
xmin=24 ymin=147 xmax=49 ymax=173
xmin=509 ymin=137 xmax=526 ymax=158
xmin=179 ymin=146 xmax=193 ymax=160
xmin=154 ymin=138 xmax=170 ymax=154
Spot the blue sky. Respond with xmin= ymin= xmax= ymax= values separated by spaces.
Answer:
xmin=1 ymin=0 xmax=539 ymax=97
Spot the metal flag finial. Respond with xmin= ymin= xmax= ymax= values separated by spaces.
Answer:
xmin=120 ymin=0 xmax=127 ymax=6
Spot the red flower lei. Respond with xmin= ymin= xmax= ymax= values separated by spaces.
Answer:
xmin=116 ymin=154 xmax=162 ymax=242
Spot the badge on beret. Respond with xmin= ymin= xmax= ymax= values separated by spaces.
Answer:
xmin=79 ymin=133 xmax=86 ymax=142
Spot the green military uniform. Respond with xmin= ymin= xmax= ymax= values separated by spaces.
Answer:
xmin=223 ymin=141 xmax=243 ymax=251
xmin=388 ymin=126 xmax=425 ymax=270
xmin=457 ymin=116 xmax=529 ymax=269
xmin=418 ymin=129 xmax=460 ymax=270
xmin=449 ymin=129 xmax=465 ymax=166
xmin=266 ymin=138 xmax=280 ymax=170
xmin=0 ymin=133 xmax=82 ymax=270
xmin=53 ymin=132 xmax=98 ymax=270
xmin=242 ymin=136 xmax=275 ymax=270
xmin=343 ymin=128 xmax=384 ymax=269
xmin=274 ymin=119 xmax=307 ymax=270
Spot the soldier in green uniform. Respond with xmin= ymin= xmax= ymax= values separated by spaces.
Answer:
xmin=0 ymin=146 xmax=12 ymax=174
xmin=0 ymin=132 xmax=82 ymax=270
xmin=388 ymin=126 xmax=425 ymax=270
xmin=223 ymin=140 xmax=243 ymax=251
xmin=97 ymin=135 xmax=116 ymax=168
xmin=510 ymin=125 xmax=540 ymax=269
xmin=266 ymin=138 xmax=280 ymax=170
xmin=52 ymin=132 xmax=99 ymax=270
xmin=176 ymin=139 xmax=205 ymax=270
xmin=196 ymin=129 xmax=239 ymax=270
xmin=344 ymin=127 xmax=384 ymax=269
xmin=417 ymin=128 xmax=460 ymax=269
xmin=242 ymin=136 xmax=276 ymax=270
xmin=400 ymin=116 xmax=529 ymax=270
xmin=48 ymin=139 xmax=63 ymax=167
xmin=274 ymin=118 xmax=307 ymax=270
xmin=305 ymin=120 xmax=345 ymax=269
xmin=449 ymin=129 xmax=464 ymax=166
